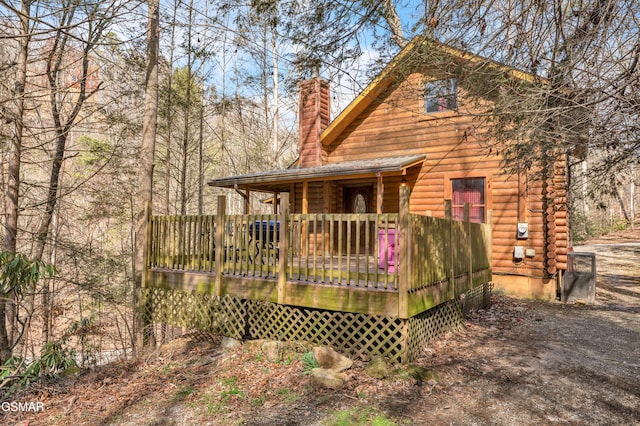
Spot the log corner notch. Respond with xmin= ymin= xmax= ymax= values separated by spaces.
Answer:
xmin=545 ymin=156 xmax=570 ymax=275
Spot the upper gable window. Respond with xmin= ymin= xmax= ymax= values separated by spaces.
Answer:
xmin=425 ymin=79 xmax=457 ymax=113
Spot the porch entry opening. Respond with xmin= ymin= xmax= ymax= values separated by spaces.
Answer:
xmin=343 ymin=185 xmax=375 ymax=255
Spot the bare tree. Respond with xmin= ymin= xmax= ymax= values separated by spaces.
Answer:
xmin=0 ymin=0 xmax=30 ymax=363
xmin=134 ymin=0 xmax=160 ymax=350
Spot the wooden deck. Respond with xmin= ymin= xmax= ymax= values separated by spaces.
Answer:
xmin=145 ymin=193 xmax=492 ymax=319
xmin=142 ymin=191 xmax=493 ymax=363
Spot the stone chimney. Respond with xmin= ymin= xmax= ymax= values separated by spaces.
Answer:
xmin=298 ymin=77 xmax=330 ymax=168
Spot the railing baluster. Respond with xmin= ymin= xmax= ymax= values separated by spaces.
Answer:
xmin=346 ymin=215 xmax=351 ymax=286
xmin=337 ymin=215 xmax=343 ymax=285
xmin=312 ymin=214 xmax=317 ymax=282
xmin=320 ymin=214 xmax=328 ymax=283
xmin=329 ymin=218 xmax=334 ymax=284
xmin=304 ymin=214 xmax=312 ymax=282
xmin=355 ymin=215 xmax=361 ymax=287
xmin=364 ymin=215 xmax=370 ymax=287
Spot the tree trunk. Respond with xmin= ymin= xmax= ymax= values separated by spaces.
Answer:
xmin=180 ymin=0 xmax=194 ymax=216
xmin=381 ymin=0 xmax=406 ymax=47
xmin=271 ymin=17 xmax=279 ymax=165
xmin=32 ymin=6 xmax=102 ymax=344
xmin=0 ymin=0 xmax=31 ymax=364
xmin=197 ymin=0 xmax=208 ymax=216
xmin=134 ymin=0 xmax=160 ymax=351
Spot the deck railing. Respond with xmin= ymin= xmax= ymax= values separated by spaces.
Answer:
xmin=146 ymin=191 xmax=492 ymax=318
xmin=148 ymin=212 xmax=399 ymax=288
xmin=410 ymin=214 xmax=492 ymax=287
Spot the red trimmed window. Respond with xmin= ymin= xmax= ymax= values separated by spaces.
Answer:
xmin=452 ymin=178 xmax=485 ymax=223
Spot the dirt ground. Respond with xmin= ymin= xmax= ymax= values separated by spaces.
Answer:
xmin=3 ymin=229 xmax=639 ymax=425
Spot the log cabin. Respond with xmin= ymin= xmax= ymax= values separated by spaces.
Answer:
xmin=143 ymin=36 xmax=566 ymax=362
xmin=207 ymin=36 xmax=569 ymax=300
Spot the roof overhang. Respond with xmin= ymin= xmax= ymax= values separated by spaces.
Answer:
xmin=207 ymin=155 xmax=425 ymax=193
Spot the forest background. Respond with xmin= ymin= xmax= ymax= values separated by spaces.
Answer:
xmin=0 ymin=0 xmax=637 ymax=377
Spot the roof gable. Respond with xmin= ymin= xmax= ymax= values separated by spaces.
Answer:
xmin=320 ymin=36 xmax=540 ymax=147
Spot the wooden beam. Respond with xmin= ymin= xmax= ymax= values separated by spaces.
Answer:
xmin=215 ymin=195 xmax=226 ymax=296
xmin=323 ymin=181 xmax=331 ymax=213
xmin=407 ymin=280 xmax=449 ymax=317
xmin=277 ymin=192 xmax=290 ymax=304
xmin=147 ymin=270 xmax=399 ymax=317
xmin=273 ymin=192 xmax=278 ymax=214
xmin=376 ymin=173 xmax=384 ymax=214
xmin=464 ymin=203 xmax=472 ymax=295
xmin=444 ymin=199 xmax=454 ymax=299
xmin=284 ymin=283 xmax=398 ymax=317
xmin=302 ymin=181 xmax=309 ymax=214
xmin=290 ymin=184 xmax=296 ymax=212
xmin=398 ymin=185 xmax=411 ymax=319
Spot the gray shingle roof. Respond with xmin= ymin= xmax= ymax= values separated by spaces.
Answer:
xmin=207 ymin=154 xmax=425 ymax=192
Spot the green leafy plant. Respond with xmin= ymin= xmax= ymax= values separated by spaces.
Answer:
xmin=173 ymin=385 xmax=196 ymax=401
xmin=199 ymin=392 xmax=224 ymax=415
xmin=250 ymin=394 xmax=266 ymax=407
xmin=220 ymin=375 xmax=238 ymax=386
xmin=301 ymin=351 xmax=318 ymax=374
xmin=67 ymin=315 xmax=99 ymax=367
xmin=0 ymin=338 xmax=77 ymax=389
xmin=220 ymin=387 xmax=245 ymax=401
xmin=24 ymin=340 xmax=77 ymax=381
xmin=0 ymin=251 xmax=56 ymax=297
xmin=0 ymin=356 xmax=25 ymax=383
xmin=324 ymin=407 xmax=399 ymax=426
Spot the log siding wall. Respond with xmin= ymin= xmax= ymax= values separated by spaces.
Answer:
xmin=324 ymin=72 xmax=568 ymax=279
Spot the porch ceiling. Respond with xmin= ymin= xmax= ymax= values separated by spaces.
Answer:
xmin=207 ymin=154 xmax=425 ymax=192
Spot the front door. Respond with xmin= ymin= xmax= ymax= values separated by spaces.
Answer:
xmin=343 ymin=185 xmax=374 ymax=255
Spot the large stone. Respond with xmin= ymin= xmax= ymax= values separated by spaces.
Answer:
xmin=397 ymin=365 xmax=439 ymax=386
xmin=221 ymin=336 xmax=242 ymax=349
xmin=261 ymin=341 xmax=283 ymax=362
xmin=309 ymin=368 xmax=345 ymax=389
xmin=366 ymin=356 xmax=393 ymax=379
xmin=312 ymin=346 xmax=352 ymax=372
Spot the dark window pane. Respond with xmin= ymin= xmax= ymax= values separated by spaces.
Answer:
xmin=425 ymin=79 xmax=457 ymax=113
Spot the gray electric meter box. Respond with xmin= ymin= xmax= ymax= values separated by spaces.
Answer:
xmin=516 ymin=222 xmax=529 ymax=239
xmin=562 ymin=252 xmax=596 ymax=304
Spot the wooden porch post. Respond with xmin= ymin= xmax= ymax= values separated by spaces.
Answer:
xmin=464 ymin=203 xmax=472 ymax=294
xmin=445 ymin=200 xmax=454 ymax=299
xmin=376 ymin=173 xmax=384 ymax=214
xmin=398 ymin=185 xmax=410 ymax=319
xmin=277 ymin=192 xmax=290 ymax=304
xmin=214 ymin=195 xmax=226 ymax=296
xmin=301 ymin=181 xmax=308 ymax=256
xmin=273 ymin=192 xmax=278 ymax=214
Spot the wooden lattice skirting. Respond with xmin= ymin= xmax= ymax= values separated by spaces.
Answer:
xmin=141 ymin=282 xmax=493 ymax=363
